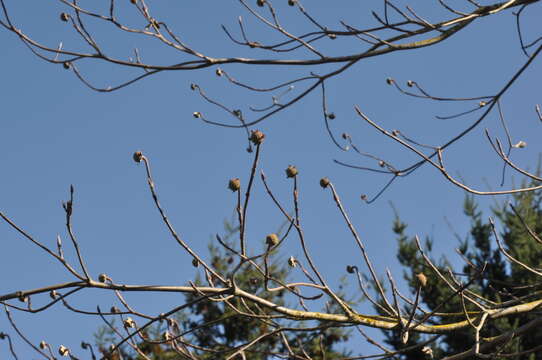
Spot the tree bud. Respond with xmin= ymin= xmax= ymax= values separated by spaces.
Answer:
xmin=59 ymin=345 xmax=69 ymax=356
xmin=266 ymin=233 xmax=279 ymax=247
xmin=319 ymin=177 xmax=330 ymax=188
xmin=513 ymin=140 xmax=527 ymax=148
xmin=416 ymin=272 xmax=427 ymax=287
xmin=288 ymin=256 xmax=297 ymax=267
xmin=228 ymin=178 xmax=241 ymax=192
xmin=285 ymin=165 xmax=298 ymax=178
xmin=124 ymin=317 xmax=136 ymax=328
xmin=133 ymin=151 xmax=143 ymax=163
xmin=250 ymin=130 xmax=265 ymax=145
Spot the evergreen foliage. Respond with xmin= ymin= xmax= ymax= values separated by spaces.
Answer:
xmin=96 ymin=220 xmax=352 ymax=359
xmin=383 ymin=189 xmax=542 ymax=359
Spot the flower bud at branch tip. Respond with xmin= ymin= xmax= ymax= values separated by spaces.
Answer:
xmin=124 ymin=317 xmax=136 ymax=328
xmin=59 ymin=345 xmax=69 ymax=357
xmin=285 ymin=165 xmax=298 ymax=178
xmin=319 ymin=177 xmax=330 ymax=189
xmin=228 ymin=178 xmax=241 ymax=192
xmin=266 ymin=233 xmax=279 ymax=247
xmin=288 ymin=256 xmax=297 ymax=267
xmin=513 ymin=140 xmax=527 ymax=148
xmin=250 ymin=130 xmax=265 ymax=145
xmin=133 ymin=151 xmax=143 ymax=163
xmin=416 ymin=272 xmax=427 ymax=287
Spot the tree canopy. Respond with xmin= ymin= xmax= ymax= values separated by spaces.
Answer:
xmin=1 ymin=1 xmax=541 ymax=359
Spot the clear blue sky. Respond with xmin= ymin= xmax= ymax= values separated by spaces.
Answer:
xmin=1 ymin=1 xmax=540 ymax=357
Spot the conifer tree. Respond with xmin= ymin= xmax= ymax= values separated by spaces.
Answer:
xmin=385 ymin=188 xmax=542 ymax=359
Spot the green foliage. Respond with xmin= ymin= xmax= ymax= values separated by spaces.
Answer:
xmin=383 ymin=190 xmax=542 ymax=359
xmin=95 ymin=219 xmax=352 ymax=359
